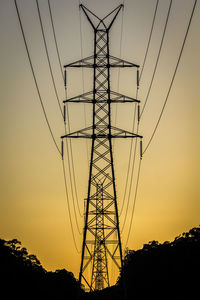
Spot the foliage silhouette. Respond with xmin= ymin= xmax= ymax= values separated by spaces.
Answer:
xmin=0 ymin=238 xmax=83 ymax=299
xmin=1 ymin=226 xmax=199 ymax=299
xmin=117 ymin=225 xmax=200 ymax=299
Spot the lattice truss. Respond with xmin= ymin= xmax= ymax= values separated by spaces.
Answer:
xmin=61 ymin=4 xmax=142 ymax=291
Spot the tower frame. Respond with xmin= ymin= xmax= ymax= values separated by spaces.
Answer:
xmin=62 ymin=4 xmax=142 ymax=291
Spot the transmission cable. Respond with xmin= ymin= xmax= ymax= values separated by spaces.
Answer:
xmin=124 ymin=157 xmax=142 ymax=248
xmin=120 ymin=0 xmax=159 ymax=217
xmin=62 ymin=158 xmax=81 ymax=253
xmin=121 ymin=0 xmax=159 ymax=229
xmin=62 ymin=132 xmax=82 ymax=234
xmin=139 ymin=0 xmax=159 ymax=81
xmin=47 ymin=0 xmax=64 ymax=81
xmin=64 ymin=88 xmax=83 ymax=220
xmin=140 ymin=0 xmax=172 ymax=119
xmin=124 ymin=0 xmax=197 ymax=246
xmin=120 ymin=0 xmax=160 ymax=237
xmin=143 ymin=0 xmax=197 ymax=155
xmin=79 ymin=0 xmax=85 ymax=93
xmin=79 ymin=0 xmax=90 ymax=165
xmin=36 ymin=0 xmax=63 ymax=117
xmin=14 ymin=0 xmax=61 ymax=156
xmin=15 ymin=0 xmax=82 ymax=238
xmin=114 ymin=3 xmax=125 ymax=127
xmin=78 ymin=2 xmax=85 ymax=96
xmin=121 ymin=123 xmax=139 ymax=232
xmin=47 ymin=0 xmax=82 ymax=218
xmin=64 ymin=87 xmax=82 ymax=218
xmin=119 ymin=103 xmax=137 ymax=216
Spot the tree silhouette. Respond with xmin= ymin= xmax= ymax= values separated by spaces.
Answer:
xmin=1 ymin=226 xmax=199 ymax=299
xmin=117 ymin=225 xmax=200 ymax=299
xmin=0 ymin=238 xmax=83 ymax=299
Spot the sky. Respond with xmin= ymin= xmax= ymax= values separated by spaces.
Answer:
xmin=0 ymin=0 xmax=200 ymax=285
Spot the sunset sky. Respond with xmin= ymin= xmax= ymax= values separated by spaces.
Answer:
xmin=0 ymin=0 xmax=200 ymax=283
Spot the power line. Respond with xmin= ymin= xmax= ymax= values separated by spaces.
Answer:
xmin=140 ymin=0 xmax=172 ymax=119
xmin=79 ymin=0 xmax=85 ymax=90
xmin=15 ymin=0 xmax=82 ymax=248
xmin=120 ymin=0 xmax=159 ymax=217
xmin=47 ymin=0 xmax=64 ymax=81
xmin=64 ymin=62 xmax=82 ymax=217
xmin=121 ymin=0 xmax=197 ymax=247
xmin=36 ymin=0 xmax=63 ymax=117
xmin=63 ymin=131 xmax=82 ymax=234
xmin=64 ymin=85 xmax=83 ymax=218
xmin=139 ymin=0 xmax=159 ymax=81
xmin=121 ymin=124 xmax=139 ymax=233
xmin=143 ymin=0 xmax=198 ymax=155
xmin=114 ymin=3 xmax=125 ymax=127
xmin=119 ymin=103 xmax=137 ymax=216
xmin=62 ymin=158 xmax=81 ymax=253
xmin=63 ymin=94 xmax=83 ymax=228
xmin=14 ymin=0 xmax=61 ymax=156
xmin=125 ymin=157 xmax=142 ymax=248
xmin=122 ymin=0 xmax=170 ymax=239
xmin=78 ymin=1 xmax=90 ymax=165
xmin=65 ymin=104 xmax=83 ymax=219
xmin=124 ymin=0 xmax=197 ymax=245
xmin=120 ymin=0 xmax=160 ymax=242
xmin=46 ymin=0 xmax=82 ymax=218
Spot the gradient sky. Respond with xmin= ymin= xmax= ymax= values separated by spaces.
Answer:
xmin=0 ymin=0 xmax=200 ymax=284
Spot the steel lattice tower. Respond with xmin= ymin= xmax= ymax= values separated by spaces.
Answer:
xmin=61 ymin=4 xmax=142 ymax=291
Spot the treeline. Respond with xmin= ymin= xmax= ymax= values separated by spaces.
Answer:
xmin=85 ymin=226 xmax=200 ymax=299
xmin=1 ymin=226 xmax=200 ymax=299
xmin=0 ymin=238 xmax=83 ymax=299
xmin=117 ymin=226 xmax=200 ymax=299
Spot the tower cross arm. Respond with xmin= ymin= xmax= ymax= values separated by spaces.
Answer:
xmin=61 ymin=126 xmax=142 ymax=139
xmin=110 ymin=91 xmax=140 ymax=103
xmin=64 ymin=56 xmax=139 ymax=69
xmin=63 ymin=91 xmax=94 ymax=103
xmin=109 ymin=56 xmax=139 ymax=68
xmin=110 ymin=126 xmax=143 ymax=138
xmin=61 ymin=126 xmax=93 ymax=139
xmin=64 ymin=56 xmax=94 ymax=68
xmin=63 ymin=90 xmax=140 ymax=104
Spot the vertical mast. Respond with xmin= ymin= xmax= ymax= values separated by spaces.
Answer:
xmin=61 ymin=4 xmax=142 ymax=291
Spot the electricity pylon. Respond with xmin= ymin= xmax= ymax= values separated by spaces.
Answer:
xmin=61 ymin=4 xmax=142 ymax=291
